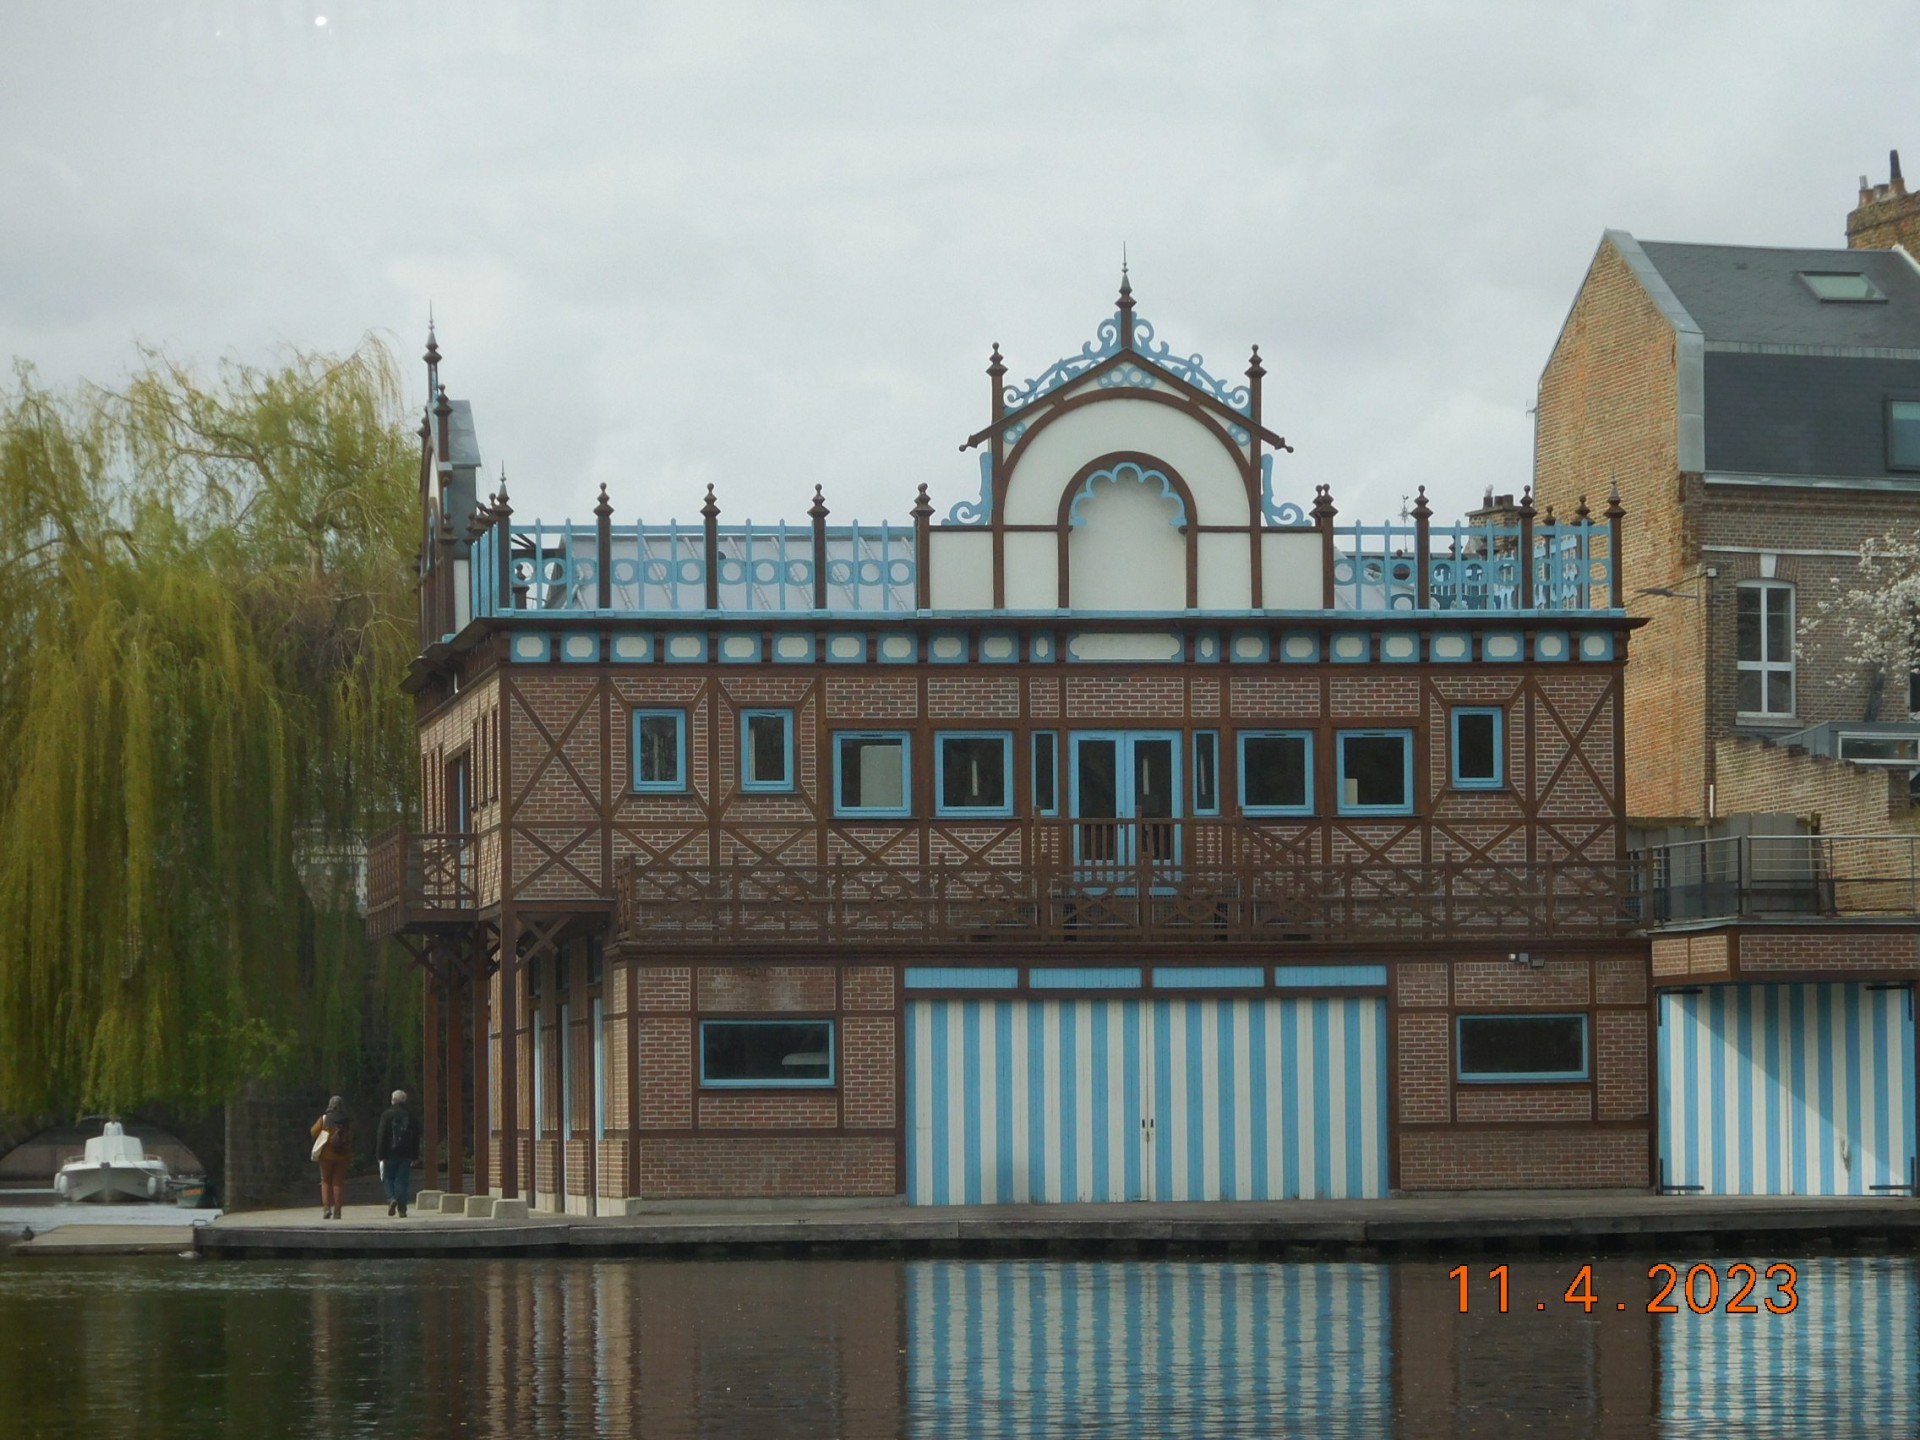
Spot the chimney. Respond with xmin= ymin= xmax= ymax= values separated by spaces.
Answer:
xmin=1847 ymin=149 xmax=1920 ymax=253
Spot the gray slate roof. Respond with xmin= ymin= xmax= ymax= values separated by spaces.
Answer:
xmin=1635 ymin=241 xmax=1920 ymax=350
xmin=446 ymin=399 xmax=483 ymax=470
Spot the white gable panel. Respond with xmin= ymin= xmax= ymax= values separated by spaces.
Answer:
xmin=1067 ymin=477 xmax=1185 ymax=612
xmin=1002 ymin=398 xmax=1251 ymax=527
xmin=1003 ymin=532 xmax=1059 ymax=610
xmin=928 ymin=529 xmax=993 ymax=610
xmin=1261 ymin=532 xmax=1324 ymax=610
xmin=1196 ymin=533 xmax=1253 ymax=611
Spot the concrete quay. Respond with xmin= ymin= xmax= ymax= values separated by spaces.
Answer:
xmin=192 ymin=1190 xmax=1920 ymax=1261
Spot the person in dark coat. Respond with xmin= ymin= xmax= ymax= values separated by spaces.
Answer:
xmin=374 ymin=1090 xmax=423 ymax=1217
xmin=310 ymin=1096 xmax=351 ymax=1219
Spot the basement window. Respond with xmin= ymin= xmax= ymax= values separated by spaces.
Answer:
xmin=1798 ymin=271 xmax=1886 ymax=302
xmin=700 ymin=1020 xmax=834 ymax=1088
xmin=1457 ymin=1014 xmax=1589 ymax=1083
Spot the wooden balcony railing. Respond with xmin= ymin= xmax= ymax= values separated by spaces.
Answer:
xmin=366 ymin=825 xmax=480 ymax=939
xmin=614 ymin=824 xmax=1644 ymax=946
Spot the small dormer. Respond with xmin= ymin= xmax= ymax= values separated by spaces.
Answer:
xmin=928 ymin=272 xmax=1319 ymax=612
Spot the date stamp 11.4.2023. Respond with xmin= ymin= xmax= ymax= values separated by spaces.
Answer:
xmin=1449 ymin=1263 xmax=1800 ymax=1315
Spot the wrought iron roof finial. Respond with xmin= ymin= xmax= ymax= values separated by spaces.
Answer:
xmin=1117 ymin=256 xmax=1135 ymax=346
xmin=433 ymin=383 xmax=452 ymax=420
xmin=495 ymin=465 xmax=511 ymax=517
xmin=987 ymin=342 xmax=1006 ymax=381
xmin=809 ymin=484 xmax=829 ymax=523
xmin=1518 ymin=486 xmax=1536 ymax=520
xmin=1412 ymin=485 xmax=1432 ymax=523
xmin=1575 ymin=494 xmax=1591 ymax=523
xmin=1246 ymin=344 xmax=1265 ymax=382
xmin=594 ymin=482 xmax=613 ymax=521
xmin=424 ymin=310 xmax=440 ymax=370
xmin=701 ymin=483 xmax=720 ymax=522
xmin=912 ymin=482 xmax=934 ymax=524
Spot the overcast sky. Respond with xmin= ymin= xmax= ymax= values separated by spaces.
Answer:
xmin=4 ymin=1 xmax=1916 ymax=533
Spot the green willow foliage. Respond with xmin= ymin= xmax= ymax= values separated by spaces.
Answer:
xmin=0 ymin=342 xmax=420 ymax=1113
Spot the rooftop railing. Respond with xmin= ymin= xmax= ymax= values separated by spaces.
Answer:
xmin=1637 ymin=833 xmax=1920 ymax=926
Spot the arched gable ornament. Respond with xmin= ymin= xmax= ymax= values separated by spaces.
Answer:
xmin=1066 ymin=461 xmax=1188 ymax=528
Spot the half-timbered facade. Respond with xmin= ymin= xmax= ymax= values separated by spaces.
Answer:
xmin=373 ymin=279 xmax=1654 ymax=1210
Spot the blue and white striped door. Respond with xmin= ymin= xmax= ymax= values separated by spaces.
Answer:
xmin=906 ymin=997 xmax=1387 ymax=1204
xmin=1659 ymin=983 xmax=1917 ymax=1195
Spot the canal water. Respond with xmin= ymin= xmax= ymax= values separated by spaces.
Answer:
xmin=0 ymin=1253 xmax=1913 ymax=1437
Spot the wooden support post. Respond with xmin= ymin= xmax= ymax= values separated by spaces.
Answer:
xmin=702 ymin=485 xmax=720 ymax=612
xmin=422 ymin=953 xmax=441 ymax=1191
xmin=495 ymin=479 xmax=514 ymax=611
xmin=497 ymin=911 xmax=519 ymax=1198
xmin=1412 ymin=485 xmax=1432 ymax=610
xmin=1605 ymin=482 xmax=1625 ymax=609
xmin=912 ymin=483 xmax=934 ymax=611
xmin=446 ymin=950 xmax=465 ymax=1195
xmin=1312 ymin=485 xmax=1338 ymax=609
xmin=1518 ymin=487 xmax=1536 ymax=610
xmin=810 ymin=485 xmax=830 ymax=611
xmin=594 ymin=483 xmax=613 ymax=610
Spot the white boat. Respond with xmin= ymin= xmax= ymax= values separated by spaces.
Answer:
xmin=52 ymin=1121 xmax=171 ymax=1202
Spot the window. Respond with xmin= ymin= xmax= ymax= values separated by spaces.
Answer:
xmin=835 ymin=732 xmax=911 ymax=817
xmin=1032 ymin=732 xmax=1059 ymax=815
xmin=1736 ymin=583 xmax=1795 ymax=716
xmin=740 ymin=709 xmax=794 ymax=792
xmin=1798 ymin=271 xmax=1885 ymax=302
xmin=1450 ymin=708 xmax=1503 ymax=789
xmin=699 ymin=1019 xmax=834 ymax=1088
xmin=1337 ymin=730 xmax=1413 ymax=815
xmin=937 ymin=732 xmax=1012 ymax=815
xmin=1890 ymin=399 xmax=1920 ymax=471
xmin=1193 ymin=732 xmax=1221 ymax=815
xmin=1838 ymin=734 xmax=1920 ymax=764
xmin=1239 ymin=731 xmax=1313 ymax=815
xmin=632 ymin=709 xmax=687 ymax=792
xmin=586 ymin=934 xmax=603 ymax=987
xmin=1457 ymin=1014 xmax=1589 ymax=1083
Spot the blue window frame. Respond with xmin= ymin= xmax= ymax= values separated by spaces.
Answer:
xmin=1192 ymin=731 xmax=1221 ymax=816
xmin=699 ymin=1019 xmax=835 ymax=1088
xmin=740 ymin=709 xmax=794 ymax=792
xmin=1336 ymin=729 xmax=1413 ymax=815
xmin=936 ymin=731 xmax=1013 ymax=817
xmin=1456 ymin=1013 xmax=1588 ymax=1083
xmin=1032 ymin=731 xmax=1060 ymax=816
xmin=1450 ymin=707 xmax=1503 ymax=789
xmin=834 ymin=731 xmax=911 ymax=818
xmin=1238 ymin=730 xmax=1313 ymax=816
xmin=632 ymin=709 xmax=687 ymax=793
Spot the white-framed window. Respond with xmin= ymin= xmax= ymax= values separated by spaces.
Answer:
xmin=1736 ymin=582 xmax=1794 ymax=717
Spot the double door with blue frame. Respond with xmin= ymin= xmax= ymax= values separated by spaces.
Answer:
xmin=1071 ymin=731 xmax=1181 ymax=882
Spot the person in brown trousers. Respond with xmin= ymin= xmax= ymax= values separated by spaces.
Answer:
xmin=310 ymin=1095 xmax=352 ymax=1219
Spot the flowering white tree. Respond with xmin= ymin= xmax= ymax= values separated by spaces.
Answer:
xmin=1808 ymin=530 xmax=1920 ymax=713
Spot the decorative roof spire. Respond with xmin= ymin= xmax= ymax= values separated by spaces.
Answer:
xmin=912 ymin=482 xmax=934 ymax=525
xmin=594 ymin=482 xmax=613 ymax=521
xmin=809 ymin=484 xmax=829 ymax=523
xmin=1117 ymin=260 xmax=1135 ymax=344
xmin=1412 ymin=485 xmax=1432 ymax=524
xmin=1245 ymin=344 xmax=1265 ymax=382
xmin=423 ymin=313 xmax=440 ymax=370
xmin=494 ymin=465 xmax=511 ymax=518
xmin=434 ymin=383 xmax=452 ymax=419
xmin=1575 ymin=494 xmax=1591 ymax=523
xmin=701 ymin=483 xmax=719 ymax=523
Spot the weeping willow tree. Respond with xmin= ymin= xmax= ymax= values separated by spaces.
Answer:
xmin=0 ymin=342 xmax=420 ymax=1114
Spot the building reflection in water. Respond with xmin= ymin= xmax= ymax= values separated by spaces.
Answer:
xmin=4 ymin=1253 xmax=1917 ymax=1436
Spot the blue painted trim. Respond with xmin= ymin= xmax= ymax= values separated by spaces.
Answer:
xmin=1193 ymin=630 xmax=1222 ymax=662
xmin=1228 ymin=631 xmax=1270 ymax=663
xmin=824 ymin=633 xmax=867 ymax=664
xmin=833 ymin=731 xmax=913 ymax=819
xmin=769 ymin=633 xmax=816 ymax=663
xmin=739 ymin=709 xmax=795 ymax=793
xmin=1027 ymin=633 xmax=1057 ymax=663
xmin=507 ymin=632 xmax=552 ymax=664
xmin=1237 ymin=730 xmax=1314 ymax=816
xmin=609 ymin=632 xmax=654 ymax=663
xmin=1335 ymin=729 xmax=1414 ymax=816
xmin=1031 ymin=731 xmax=1061 ymax=817
xmin=631 ymin=708 xmax=687 ymax=793
xmin=661 ymin=632 xmax=709 ymax=663
xmin=935 ymin=731 xmax=1015 ymax=817
xmin=558 ymin=631 xmax=600 ymax=663
xmin=715 ymin=632 xmax=762 ymax=663
xmin=928 ymin=631 xmax=970 ymax=664
xmin=904 ymin=967 xmax=1020 ymax=989
xmin=1577 ymin=629 xmax=1615 ymax=662
xmin=1455 ymin=1012 xmax=1589 ymax=1083
xmin=875 ymin=633 xmax=918 ymax=664
xmin=1276 ymin=964 xmax=1389 ymax=988
xmin=1151 ymin=966 xmax=1265 ymax=989
xmin=1328 ymin=631 xmax=1370 ymax=664
xmin=698 ymin=1018 xmax=836 ymax=1088
xmin=1429 ymin=630 xmax=1473 ymax=664
xmin=1482 ymin=630 xmax=1524 ymax=663
xmin=1066 ymin=462 xmax=1188 ymax=528
xmin=1191 ymin=731 xmax=1221 ymax=816
xmin=979 ymin=631 xmax=1020 ymax=664
xmin=1533 ymin=629 xmax=1571 ymax=663
xmin=1030 ymin=967 xmax=1143 ymax=989
xmin=1449 ymin=706 xmax=1504 ymax=790
xmin=1379 ymin=631 xmax=1420 ymax=664
xmin=1277 ymin=631 xmax=1320 ymax=663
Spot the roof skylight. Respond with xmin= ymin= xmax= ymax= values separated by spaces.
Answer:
xmin=1798 ymin=271 xmax=1886 ymax=302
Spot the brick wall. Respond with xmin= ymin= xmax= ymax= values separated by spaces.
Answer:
xmin=1393 ymin=948 xmax=1651 ymax=1191
xmin=1847 ymin=171 xmax=1920 ymax=252
xmin=1714 ymin=735 xmax=1913 ymax=836
xmin=1533 ymin=235 xmax=1699 ymax=821
xmin=1737 ymin=929 xmax=1920 ymax=973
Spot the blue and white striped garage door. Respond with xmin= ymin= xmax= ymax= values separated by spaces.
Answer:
xmin=1659 ymin=983 xmax=1917 ymax=1195
xmin=906 ymin=997 xmax=1387 ymax=1204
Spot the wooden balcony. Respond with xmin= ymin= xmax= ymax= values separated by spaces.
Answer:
xmin=366 ymin=825 xmax=482 ymax=939
xmin=614 ymin=821 xmax=1643 ymax=948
